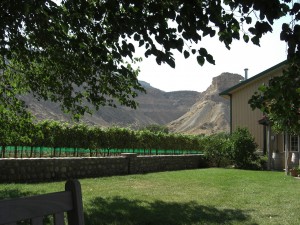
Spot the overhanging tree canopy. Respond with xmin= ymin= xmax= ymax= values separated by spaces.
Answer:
xmin=249 ymin=59 xmax=300 ymax=134
xmin=0 ymin=0 xmax=299 ymax=120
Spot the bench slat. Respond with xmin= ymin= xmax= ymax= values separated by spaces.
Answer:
xmin=54 ymin=212 xmax=65 ymax=225
xmin=0 ymin=191 xmax=72 ymax=224
xmin=31 ymin=217 xmax=43 ymax=225
xmin=0 ymin=180 xmax=84 ymax=225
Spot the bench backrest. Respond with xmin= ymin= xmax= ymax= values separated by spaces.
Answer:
xmin=0 ymin=179 xmax=85 ymax=225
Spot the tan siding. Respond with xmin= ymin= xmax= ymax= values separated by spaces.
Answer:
xmin=275 ymin=133 xmax=284 ymax=152
xmin=231 ymin=89 xmax=264 ymax=150
xmin=230 ymin=69 xmax=283 ymax=151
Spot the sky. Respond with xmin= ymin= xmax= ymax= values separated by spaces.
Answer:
xmin=136 ymin=19 xmax=289 ymax=93
xmin=50 ymin=0 xmax=291 ymax=93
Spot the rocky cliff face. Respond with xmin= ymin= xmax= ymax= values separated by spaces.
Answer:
xmin=167 ymin=73 xmax=243 ymax=135
xmin=25 ymin=82 xmax=200 ymax=128
xmin=24 ymin=73 xmax=242 ymax=134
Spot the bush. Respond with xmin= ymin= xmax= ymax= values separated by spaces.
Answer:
xmin=257 ymin=155 xmax=268 ymax=170
xmin=140 ymin=124 xmax=169 ymax=134
xmin=202 ymin=128 xmax=261 ymax=170
xmin=203 ymin=133 xmax=231 ymax=167
xmin=229 ymin=128 xmax=258 ymax=169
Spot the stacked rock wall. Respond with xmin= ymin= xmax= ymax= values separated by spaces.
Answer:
xmin=0 ymin=154 xmax=207 ymax=182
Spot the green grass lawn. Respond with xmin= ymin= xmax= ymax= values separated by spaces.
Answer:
xmin=0 ymin=168 xmax=300 ymax=225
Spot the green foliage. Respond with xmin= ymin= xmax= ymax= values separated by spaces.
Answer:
xmin=249 ymin=59 xmax=300 ymax=134
xmin=202 ymin=128 xmax=259 ymax=169
xmin=0 ymin=105 xmax=33 ymax=147
xmin=257 ymin=155 xmax=268 ymax=171
xmin=0 ymin=0 xmax=298 ymax=119
xmin=141 ymin=124 xmax=169 ymax=134
xmin=202 ymin=133 xmax=231 ymax=167
xmin=105 ymin=127 xmax=137 ymax=149
xmin=229 ymin=128 xmax=258 ymax=169
xmin=136 ymin=130 xmax=158 ymax=150
xmin=0 ymin=120 xmax=204 ymax=156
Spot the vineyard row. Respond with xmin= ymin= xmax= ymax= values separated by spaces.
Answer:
xmin=1 ymin=120 xmax=205 ymax=158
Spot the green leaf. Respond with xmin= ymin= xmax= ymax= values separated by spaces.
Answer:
xmin=176 ymin=38 xmax=184 ymax=53
xmin=199 ymin=48 xmax=207 ymax=56
xmin=178 ymin=25 xmax=183 ymax=33
xmin=156 ymin=55 xmax=162 ymax=65
xmin=251 ymin=36 xmax=260 ymax=46
xmin=134 ymin=33 xmax=140 ymax=41
xmin=245 ymin=17 xmax=252 ymax=24
xmin=128 ymin=43 xmax=135 ymax=52
xmin=166 ymin=57 xmax=175 ymax=68
xmin=197 ymin=56 xmax=205 ymax=66
xmin=210 ymin=30 xmax=216 ymax=37
xmin=248 ymin=27 xmax=256 ymax=35
xmin=139 ymin=40 xmax=145 ymax=47
xmin=206 ymin=54 xmax=215 ymax=65
xmin=243 ymin=34 xmax=249 ymax=43
xmin=183 ymin=50 xmax=190 ymax=59
xmin=258 ymin=85 xmax=267 ymax=92
xmin=291 ymin=3 xmax=300 ymax=14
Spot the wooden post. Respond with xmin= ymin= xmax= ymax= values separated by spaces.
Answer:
xmin=2 ymin=146 xmax=5 ymax=158
xmin=65 ymin=179 xmax=85 ymax=225
xmin=267 ymin=125 xmax=272 ymax=170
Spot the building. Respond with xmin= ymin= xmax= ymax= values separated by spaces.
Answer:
xmin=220 ymin=60 xmax=299 ymax=171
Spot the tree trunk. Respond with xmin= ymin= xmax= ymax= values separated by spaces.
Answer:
xmin=285 ymin=132 xmax=289 ymax=175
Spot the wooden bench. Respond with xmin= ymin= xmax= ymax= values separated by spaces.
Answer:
xmin=0 ymin=179 xmax=85 ymax=225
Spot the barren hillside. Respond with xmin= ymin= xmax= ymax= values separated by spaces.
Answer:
xmin=23 ymin=73 xmax=243 ymax=134
xmin=168 ymin=73 xmax=243 ymax=135
xmin=24 ymin=81 xmax=200 ymax=128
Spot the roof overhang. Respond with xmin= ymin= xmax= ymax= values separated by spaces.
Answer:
xmin=219 ymin=60 xmax=288 ymax=97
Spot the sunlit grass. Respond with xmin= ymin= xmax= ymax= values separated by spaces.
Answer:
xmin=0 ymin=168 xmax=299 ymax=225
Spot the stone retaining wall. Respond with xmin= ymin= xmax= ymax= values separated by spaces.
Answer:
xmin=0 ymin=154 xmax=207 ymax=183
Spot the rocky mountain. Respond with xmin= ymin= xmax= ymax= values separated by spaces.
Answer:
xmin=24 ymin=81 xmax=200 ymax=128
xmin=24 ymin=73 xmax=243 ymax=134
xmin=167 ymin=73 xmax=243 ymax=135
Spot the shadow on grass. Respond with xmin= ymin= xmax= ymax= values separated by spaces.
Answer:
xmin=85 ymin=196 xmax=257 ymax=225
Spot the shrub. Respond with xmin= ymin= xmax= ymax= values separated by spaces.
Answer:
xmin=203 ymin=133 xmax=231 ymax=167
xmin=257 ymin=155 xmax=268 ymax=170
xmin=140 ymin=124 xmax=169 ymax=134
xmin=229 ymin=128 xmax=258 ymax=169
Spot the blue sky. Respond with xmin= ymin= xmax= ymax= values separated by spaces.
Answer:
xmin=136 ymin=18 xmax=289 ymax=93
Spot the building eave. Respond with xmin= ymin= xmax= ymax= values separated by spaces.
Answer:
xmin=219 ymin=60 xmax=288 ymax=97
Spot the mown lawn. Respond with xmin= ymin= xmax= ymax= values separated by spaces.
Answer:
xmin=0 ymin=168 xmax=300 ymax=225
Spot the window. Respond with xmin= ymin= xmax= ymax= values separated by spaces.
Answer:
xmin=290 ymin=135 xmax=299 ymax=152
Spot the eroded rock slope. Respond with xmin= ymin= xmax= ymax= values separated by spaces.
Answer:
xmin=168 ymin=73 xmax=243 ymax=135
